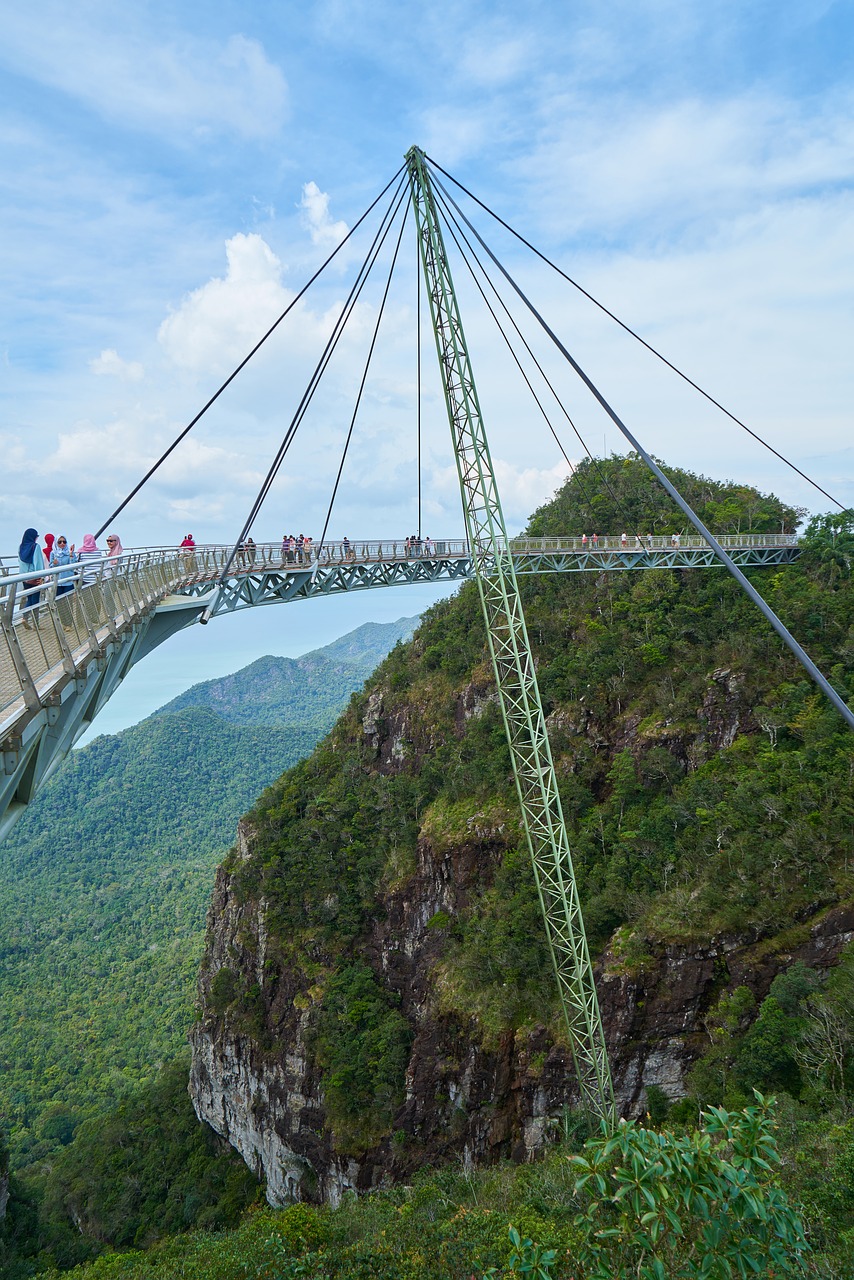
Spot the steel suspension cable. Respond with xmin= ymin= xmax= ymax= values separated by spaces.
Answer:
xmin=427 ymin=156 xmax=846 ymax=513
xmin=235 ymin=179 xmax=410 ymax=541
xmin=433 ymin=186 xmax=649 ymax=545
xmin=431 ymin=166 xmax=854 ymax=732
xmin=200 ymin=178 xmax=409 ymax=616
xmin=95 ymin=163 xmax=406 ymax=540
xmin=318 ymin=203 xmax=411 ymax=551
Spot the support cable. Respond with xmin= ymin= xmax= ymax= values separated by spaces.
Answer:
xmin=318 ymin=204 xmax=411 ymax=551
xmin=431 ymin=167 xmax=854 ymax=732
xmin=434 ymin=186 xmax=649 ymax=546
xmin=200 ymin=177 xmax=409 ymax=619
xmin=219 ymin=178 xmax=407 ymax=567
xmin=95 ymin=164 xmax=406 ymax=540
xmin=238 ymin=179 xmax=408 ymax=534
xmin=427 ymin=156 xmax=846 ymax=513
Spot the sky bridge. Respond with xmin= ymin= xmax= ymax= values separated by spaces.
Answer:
xmin=5 ymin=147 xmax=851 ymax=1126
xmin=0 ymin=531 xmax=800 ymax=841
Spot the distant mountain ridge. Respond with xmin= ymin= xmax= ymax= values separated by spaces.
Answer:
xmin=158 ymin=616 xmax=419 ymax=728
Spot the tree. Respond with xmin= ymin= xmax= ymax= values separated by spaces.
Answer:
xmin=570 ymin=1097 xmax=809 ymax=1279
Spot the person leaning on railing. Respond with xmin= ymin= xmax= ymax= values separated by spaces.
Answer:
xmin=18 ymin=527 xmax=46 ymax=628
xmin=77 ymin=534 xmax=104 ymax=585
xmin=50 ymin=537 xmax=76 ymax=596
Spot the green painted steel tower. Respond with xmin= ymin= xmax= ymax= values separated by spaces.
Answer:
xmin=406 ymin=147 xmax=616 ymax=1126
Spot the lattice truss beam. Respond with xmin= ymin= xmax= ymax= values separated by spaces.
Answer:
xmin=406 ymin=147 xmax=616 ymax=1124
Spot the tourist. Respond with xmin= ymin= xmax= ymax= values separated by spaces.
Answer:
xmin=43 ymin=533 xmax=55 ymax=563
xmin=77 ymin=534 xmax=103 ymax=586
xmin=179 ymin=533 xmax=196 ymax=572
xmin=621 ymin=532 xmax=627 ymax=547
xmin=50 ymin=537 xmax=76 ymax=598
xmin=18 ymin=527 xmax=45 ymax=628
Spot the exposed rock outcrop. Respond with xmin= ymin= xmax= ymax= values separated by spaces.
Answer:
xmin=190 ymin=813 xmax=854 ymax=1206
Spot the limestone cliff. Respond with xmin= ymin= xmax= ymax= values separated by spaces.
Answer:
xmin=190 ymin=807 xmax=854 ymax=1206
xmin=189 ymin=463 xmax=854 ymax=1205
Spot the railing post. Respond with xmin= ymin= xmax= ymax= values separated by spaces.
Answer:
xmin=1 ymin=588 xmax=42 ymax=715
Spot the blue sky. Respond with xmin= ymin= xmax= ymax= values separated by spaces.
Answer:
xmin=2 ymin=0 xmax=853 ymax=728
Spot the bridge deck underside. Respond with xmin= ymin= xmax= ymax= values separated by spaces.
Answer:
xmin=190 ymin=545 xmax=800 ymax=614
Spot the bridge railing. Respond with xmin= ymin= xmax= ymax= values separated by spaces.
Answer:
xmin=0 ymin=531 xmax=801 ymax=734
xmin=0 ymin=550 xmax=187 ymax=732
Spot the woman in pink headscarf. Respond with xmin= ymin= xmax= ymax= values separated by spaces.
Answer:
xmin=77 ymin=533 xmax=103 ymax=586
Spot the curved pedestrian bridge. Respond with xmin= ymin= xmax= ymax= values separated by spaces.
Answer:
xmin=0 ymin=532 xmax=799 ymax=839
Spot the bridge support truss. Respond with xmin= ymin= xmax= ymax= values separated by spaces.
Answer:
xmin=407 ymin=146 xmax=616 ymax=1124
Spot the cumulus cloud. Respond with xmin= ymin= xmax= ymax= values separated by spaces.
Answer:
xmin=90 ymin=349 xmax=144 ymax=381
xmin=300 ymin=182 xmax=349 ymax=246
xmin=158 ymin=233 xmax=293 ymax=371
xmin=157 ymin=231 xmax=356 ymax=374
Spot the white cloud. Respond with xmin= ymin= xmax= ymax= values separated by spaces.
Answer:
xmin=299 ymin=182 xmax=349 ymax=247
xmin=90 ymin=349 xmax=144 ymax=382
xmin=0 ymin=15 xmax=287 ymax=142
xmin=157 ymin=233 xmax=293 ymax=371
xmin=518 ymin=91 xmax=854 ymax=241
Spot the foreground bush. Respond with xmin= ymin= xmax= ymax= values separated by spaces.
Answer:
xmin=41 ymin=1098 xmax=819 ymax=1280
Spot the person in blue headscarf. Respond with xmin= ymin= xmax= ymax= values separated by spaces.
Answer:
xmin=18 ymin=527 xmax=46 ymax=627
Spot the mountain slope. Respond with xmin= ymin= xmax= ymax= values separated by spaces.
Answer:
xmin=158 ymin=617 xmax=419 ymax=728
xmin=189 ymin=458 xmax=854 ymax=1203
xmin=0 ymin=618 xmax=418 ymax=1168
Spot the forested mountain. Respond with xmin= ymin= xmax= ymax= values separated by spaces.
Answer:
xmin=0 ymin=616 xmax=418 ymax=1174
xmin=5 ymin=460 xmax=854 ymax=1277
xmin=160 ymin=618 xmax=419 ymax=727
xmin=178 ymin=459 xmax=853 ymax=1268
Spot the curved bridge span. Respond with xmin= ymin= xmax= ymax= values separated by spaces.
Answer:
xmin=0 ymin=533 xmax=799 ymax=839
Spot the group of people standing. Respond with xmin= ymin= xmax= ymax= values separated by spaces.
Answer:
xmin=16 ymin=527 xmax=123 ymax=627
xmin=405 ymin=534 xmax=433 ymax=556
xmin=281 ymin=534 xmax=312 ymax=564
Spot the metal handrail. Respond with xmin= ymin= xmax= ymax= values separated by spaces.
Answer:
xmin=0 ymin=532 xmax=803 ymax=736
xmin=0 ymin=530 xmax=800 ymax=580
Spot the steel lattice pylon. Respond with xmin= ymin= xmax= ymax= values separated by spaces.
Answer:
xmin=406 ymin=147 xmax=616 ymax=1125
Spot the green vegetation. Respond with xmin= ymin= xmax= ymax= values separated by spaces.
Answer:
xmin=27 ymin=1100 xmax=810 ymax=1278
xmin=0 ymin=618 xmax=416 ymax=1169
xmin=311 ymin=963 xmax=412 ymax=1153
xmin=232 ymin=464 xmax=853 ymax=1088
xmin=0 ymin=1057 xmax=260 ymax=1277
xmin=161 ymin=618 xmax=418 ymax=729
xmin=4 ymin=460 xmax=854 ymax=1275
xmin=527 ymin=454 xmax=806 ymax=537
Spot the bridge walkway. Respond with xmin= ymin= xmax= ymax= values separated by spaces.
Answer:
xmin=0 ymin=533 xmax=799 ymax=839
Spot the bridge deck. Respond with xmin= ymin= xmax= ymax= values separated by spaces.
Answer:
xmin=0 ymin=533 xmax=799 ymax=839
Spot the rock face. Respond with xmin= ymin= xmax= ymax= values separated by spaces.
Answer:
xmin=188 ymin=532 xmax=853 ymax=1206
xmin=189 ymin=817 xmax=854 ymax=1207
